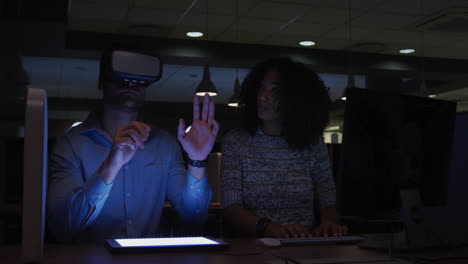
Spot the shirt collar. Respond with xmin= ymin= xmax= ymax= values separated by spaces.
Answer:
xmin=81 ymin=111 xmax=102 ymax=129
xmin=79 ymin=112 xmax=113 ymax=148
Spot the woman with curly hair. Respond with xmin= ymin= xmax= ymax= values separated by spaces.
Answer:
xmin=221 ymin=57 xmax=347 ymax=238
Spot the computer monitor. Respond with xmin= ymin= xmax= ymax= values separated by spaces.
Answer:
xmin=22 ymin=87 xmax=48 ymax=263
xmin=337 ymin=87 xmax=456 ymax=220
xmin=206 ymin=152 xmax=222 ymax=205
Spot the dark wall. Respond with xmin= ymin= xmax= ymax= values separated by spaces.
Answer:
xmin=423 ymin=113 xmax=468 ymax=240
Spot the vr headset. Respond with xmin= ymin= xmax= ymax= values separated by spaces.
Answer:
xmin=100 ymin=50 xmax=162 ymax=87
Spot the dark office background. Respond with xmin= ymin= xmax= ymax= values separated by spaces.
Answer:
xmin=2 ymin=0 xmax=468 ymax=244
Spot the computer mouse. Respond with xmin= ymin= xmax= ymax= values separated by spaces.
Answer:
xmin=256 ymin=237 xmax=281 ymax=247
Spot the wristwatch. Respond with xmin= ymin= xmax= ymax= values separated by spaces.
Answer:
xmin=187 ymin=156 xmax=209 ymax=168
xmin=256 ymin=217 xmax=271 ymax=237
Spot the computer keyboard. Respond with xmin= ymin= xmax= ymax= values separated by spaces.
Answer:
xmin=279 ymin=236 xmax=364 ymax=246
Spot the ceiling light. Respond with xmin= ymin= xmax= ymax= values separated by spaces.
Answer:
xmin=71 ymin=121 xmax=82 ymax=128
xmin=195 ymin=1 xmax=217 ymax=97
xmin=346 ymin=74 xmax=355 ymax=89
xmin=299 ymin=41 xmax=316 ymax=46
xmin=324 ymin=125 xmax=340 ymax=132
xmin=186 ymin=32 xmax=204 ymax=38
xmin=195 ymin=64 xmax=218 ymax=96
xmin=227 ymin=78 xmax=240 ymax=107
xmin=399 ymin=48 xmax=415 ymax=54
xmin=341 ymin=97 xmax=347 ymax=101
xmin=228 ymin=0 xmax=241 ymax=108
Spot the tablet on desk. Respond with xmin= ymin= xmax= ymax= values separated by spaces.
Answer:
xmin=105 ymin=236 xmax=230 ymax=253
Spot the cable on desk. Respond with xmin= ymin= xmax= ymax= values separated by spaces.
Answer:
xmin=225 ymin=248 xmax=302 ymax=264
xmin=223 ymin=249 xmax=265 ymax=256
xmin=397 ymin=255 xmax=468 ymax=264
xmin=421 ymin=256 xmax=468 ymax=261
xmin=266 ymin=249 xmax=303 ymax=264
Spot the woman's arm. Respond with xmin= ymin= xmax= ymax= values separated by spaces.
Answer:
xmin=223 ymin=204 xmax=258 ymax=236
xmin=312 ymin=205 xmax=348 ymax=237
xmin=224 ymin=204 xmax=311 ymax=238
xmin=310 ymin=140 xmax=348 ymax=237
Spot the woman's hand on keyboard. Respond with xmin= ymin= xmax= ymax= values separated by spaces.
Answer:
xmin=265 ymin=222 xmax=312 ymax=238
xmin=312 ymin=221 xmax=348 ymax=237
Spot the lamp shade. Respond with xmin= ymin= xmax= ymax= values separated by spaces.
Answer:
xmin=346 ymin=74 xmax=355 ymax=88
xmin=227 ymin=77 xmax=240 ymax=107
xmin=195 ymin=64 xmax=218 ymax=96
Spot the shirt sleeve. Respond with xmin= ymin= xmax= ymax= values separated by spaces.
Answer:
xmin=47 ymin=135 xmax=113 ymax=242
xmin=181 ymin=171 xmax=212 ymax=222
xmin=310 ymin=138 xmax=337 ymax=210
xmin=220 ymin=131 xmax=244 ymax=209
xmin=165 ymin=143 xmax=212 ymax=225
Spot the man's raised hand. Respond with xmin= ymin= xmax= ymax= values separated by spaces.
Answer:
xmin=177 ymin=94 xmax=219 ymax=161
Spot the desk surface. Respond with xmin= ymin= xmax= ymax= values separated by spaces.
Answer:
xmin=2 ymin=238 xmax=468 ymax=264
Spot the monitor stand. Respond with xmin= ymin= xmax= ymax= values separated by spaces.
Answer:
xmin=359 ymin=189 xmax=443 ymax=251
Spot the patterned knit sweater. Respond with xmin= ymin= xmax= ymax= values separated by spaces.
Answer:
xmin=221 ymin=128 xmax=336 ymax=229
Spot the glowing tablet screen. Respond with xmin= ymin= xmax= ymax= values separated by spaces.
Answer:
xmin=115 ymin=237 xmax=219 ymax=247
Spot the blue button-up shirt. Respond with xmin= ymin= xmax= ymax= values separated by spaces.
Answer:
xmin=47 ymin=113 xmax=212 ymax=242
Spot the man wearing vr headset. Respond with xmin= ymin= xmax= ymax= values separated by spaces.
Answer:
xmin=47 ymin=50 xmax=219 ymax=242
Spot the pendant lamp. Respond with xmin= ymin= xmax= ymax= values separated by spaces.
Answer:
xmin=195 ymin=0 xmax=217 ymax=96
xmin=195 ymin=64 xmax=218 ymax=96
xmin=228 ymin=0 xmax=240 ymax=107
xmin=227 ymin=77 xmax=240 ymax=107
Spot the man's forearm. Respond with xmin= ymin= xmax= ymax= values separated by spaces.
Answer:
xmin=99 ymin=158 xmax=122 ymax=184
xmin=187 ymin=165 xmax=206 ymax=180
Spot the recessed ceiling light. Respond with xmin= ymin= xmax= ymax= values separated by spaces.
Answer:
xmin=428 ymin=94 xmax=437 ymax=98
xmin=399 ymin=48 xmax=415 ymax=54
xmin=299 ymin=41 xmax=316 ymax=47
xmin=186 ymin=32 xmax=203 ymax=38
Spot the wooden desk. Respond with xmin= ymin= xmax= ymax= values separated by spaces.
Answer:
xmin=2 ymin=238 xmax=468 ymax=264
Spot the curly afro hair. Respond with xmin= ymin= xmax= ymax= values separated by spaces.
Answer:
xmin=239 ymin=57 xmax=331 ymax=150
